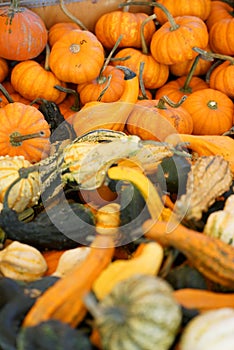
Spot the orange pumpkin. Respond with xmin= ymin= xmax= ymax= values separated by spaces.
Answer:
xmin=112 ymin=14 xmax=169 ymax=90
xmin=95 ymin=10 xmax=155 ymax=50
xmin=209 ymin=60 xmax=234 ymax=99
xmin=206 ymin=0 xmax=234 ymax=31
xmin=153 ymin=0 xmax=211 ymax=24
xmin=10 ymin=58 xmax=67 ymax=104
xmin=181 ymin=88 xmax=234 ymax=135
xmin=150 ymin=4 xmax=209 ymax=65
xmin=0 ymin=0 xmax=48 ymax=61
xmin=209 ymin=16 xmax=234 ymax=55
xmin=0 ymin=102 xmax=51 ymax=162
xmin=77 ymin=65 xmax=125 ymax=105
xmin=155 ymin=76 xmax=209 ymax=102
xmin=48 ymin=22 xmax=82 ymax=47
xmin=126 ymin=97 xmax=193 ymax=141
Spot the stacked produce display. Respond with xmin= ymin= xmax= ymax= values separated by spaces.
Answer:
xmin=0 ymin=0 xmax=234 ymax=349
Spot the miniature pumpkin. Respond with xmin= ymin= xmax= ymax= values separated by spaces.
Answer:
xmin=209 ymin=60 xmax=234 ymax=99
xmin=150 ymin=3 xmax=209 ymax=65
xmin=126 ymin=97 xmax=193 ymax=141
xmin=0 ymin=102 xmax=51 ymax=162
xmin=181 ymin=88 xmax=234 ymax=135
xmin=85 ymin=274 xmax=182 ymax=350
xmin=95 ymin=10 xmax=155 ymax=50
xmin=11 ymin=58 xmax=67 ymax=105
xmin=206 ymin=0 xmax=234 ymax=31
xmin=49 ymin=30 xmax=105 ymax=84
xmin=48 ymin=22 xmax=82 ymax=47
xmin=0 ymin=155 xmax=40 ymax=213
xmin=0 ymin=0 xmax=48 ymax=61
xmin=209 ymin=16 xmax=234 ymax=55
xmin=112 ymin=14 xmax=169 ymax=90
xmin=0 ymin=241 xmax=47 ymax=282
xmin=77 ymin=65 xmax=125 ymax=104
xmin=179 ymin=308 xmax=234 ymax=350
xmin=153 ymin=0 xmax=211 ymax=24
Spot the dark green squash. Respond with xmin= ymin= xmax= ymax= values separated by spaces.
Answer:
xmin=0 ymin=202 xmax=96 ymax=250
xmin=155 ymin=155 xmax=191 ymax=195
xmin=17 ymin=319 xmax=93 ymax=350
xmin=0 ymin=276 xmax=59 ymax=350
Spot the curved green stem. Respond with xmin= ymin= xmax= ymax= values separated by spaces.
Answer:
xmin=99 ymin=34 xmax=123 ymax=78
xmin=59 ymin=0 xmax=88 ymax=30
xmin=180 ymin=54 xmax=201 ymax=93
xmin=0 ymin=83 xmax=14 ymax=103
xmin=138 ymin=61 xmax=148 ymax=99
xmin=156 ymin=95 xmax=187 ymax=109
xmin=54 ymin=85 xmax=80 ymax=112
xmin=205 ymin=59 xmax=223 ymax=84
xmin=119 ymin=1 xmax=179 ymax=30
xmin=140 ymin=13 xmax=156 ymax=55
xmin=44 ymin=43 xmax=51 ymax=71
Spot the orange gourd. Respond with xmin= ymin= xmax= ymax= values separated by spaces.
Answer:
xmin=143 ymin=220 xmax=234 ymax=288
xmin=23 ymin=234 xmax=115 ymax=328
xmin=0 ymin=0 xmax=48 ymax=61
xmin=0 ymin=102 xmax=51 ymax=163
xmin=165 ymin=133 xmax=234 ymax=175
xmin=72 ymin=67 xmax=139 ymax=136
xmin=181 ymin=88 xmax=234 ymax=135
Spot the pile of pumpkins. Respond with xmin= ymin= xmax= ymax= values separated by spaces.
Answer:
xmin=0 ymin=0 xmax=234 ymax=349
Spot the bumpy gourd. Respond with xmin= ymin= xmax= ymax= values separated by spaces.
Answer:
xmin=85 ymin=274 xmax=182 ymax=350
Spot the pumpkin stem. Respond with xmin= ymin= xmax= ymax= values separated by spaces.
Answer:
xmin=207 ymin=100 xmax=218 ymax=110
xmin=97 ymin=75 xmax=112 ymax=101
xmin=193 ymin=47 xmax=234 ymax=65
xmin=0 ymin=83 xmax=14 ymax=103
xmin=54 ymin=85 xmax=81 ymax=112
xmin=44 ymin=43 xmax=51 ymax=71
xmin=10 ymin=131 xmax=46 ymax=146
xmin=140 ymin=13 xmax=156 ymax=55
xmin=180 ymin=54 xmax=201 ymax=93
xmin=138 ymin=61 xmax=148 ymax=100
xmin=59 ymin=0 xmax=88 ymax=30
xmin=205 ymin=59 xmax=223 ymax=84
xmin=98 ymin=34 xmax=123 ymax=79
xmin=156 ymin=95 xmax=187 ymax=109
xmin=120 ymin=1 xmax=179 ymax=30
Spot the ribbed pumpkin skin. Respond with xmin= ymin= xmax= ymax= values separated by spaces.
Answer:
xmin=0 ymin=156 xmax=40 ymax=213
xmin=182 ymin=88 xmax=234 ymax=135
xmin=209 ymin=61 xmax=234 ymax=99
xmin=150 ymin=16 xmax=209 ymax=65
xmin=206 ymin=0 xmax=234 ymax=31
xmin=96 ymin=274 xmax=182 ymax=350
xmin=49 ymin=30 xmax=105 ymax=84
xmin=127 ymin=99 xmax=193 ymax=141
xmin=95 ymin=11 xmax=155 ymax=49
xmin=209 ymin=18 xmax=234 ymax=55
xmin=155 ymin=76 xmax=209 ymax=102
xmin=0 ymin=102 xmax=51 ymax=162
xmin=48 ymin=22 xmax=82 ymax=47
xmin=154 ymin=0 xmax=211 ymax=24
xmin=113 ymin=47 xmax=169 ymax=89
xmin=77 ymin=65 xmax=125 ymax=104
xmin=0 ymin=6 xmax=48 ymax=61
xmin=11 ymin=60 xmax=67 ymax=104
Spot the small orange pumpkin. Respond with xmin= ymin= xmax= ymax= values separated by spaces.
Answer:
xmin=150 ymin=4 xmax=209 ymax=65
xmin=0 ymin=0 xmax=48 ymax=61
xmin=209 ymin=17 xmax=234 ymax=55
xmin=48 ymin=22 xmax=82 ymax=47
xmin=126 ymin=96 xmax=193 ymax=141
xmin=209 ymin=60 xmax=234 ymax=99
xmin=181 ymin=88 xmax=234 ymax=135
xmin=0 ymin=102 xmax=51 ymax=162
xmin=49 ymin=29 xmax=105 ymax=84
xmin=206 ymin=0 xmax=234 ymax=31
xmin=153 ymin=0 xmax=211 ymax=24
xmin=95 ymin=10 xmax=155 ymax=50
